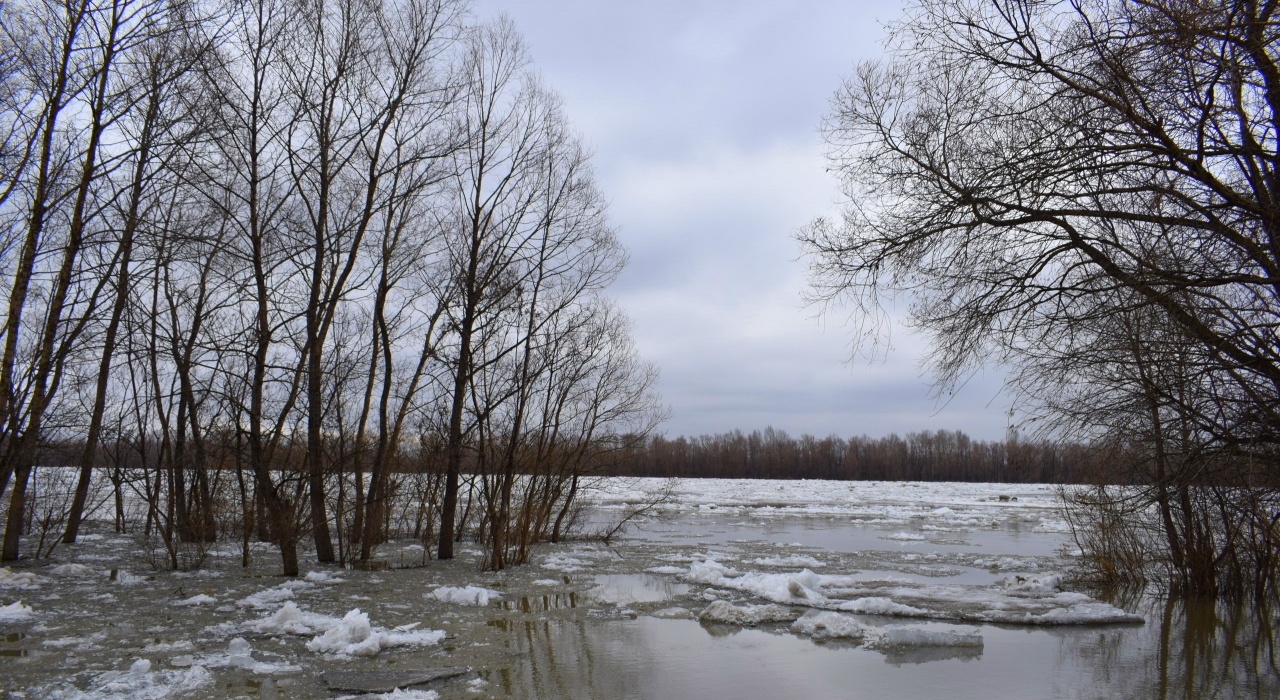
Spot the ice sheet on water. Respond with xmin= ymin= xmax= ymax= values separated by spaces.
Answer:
xmin=752 ymin=555 xmax=826 ymax=568
xmin=305 ymin=570 xmax=345 ymax=584
xmin=111 ymin=570 xmax=145 ymax=586
xmin=873 ymin=625 xmax=983 ymax=648
xmin=245 ymin=601 xmax=340 ymax=635
xmin=836 ymin=597 xmax=926 ymax=616
xmin=646 ymin=565 xmax=686 ymax=575
xmin=0 ymin=599 xmax=36 ymax=622
xmin=306 ymin=608 xmax=446 ymax=656
xmin=429 ymin=585 xmax=501 ymax=606
xmin=882 ymin=532 xmax=926 ymax=541
xmin=193 ymin=636 xmax=301 ymax=674
xmin=586 ymin=478 xmax=1066 ymax=528
xmin=242 ymin=602 xmax=445 ymax=657
xmin=42 ymin=661 xmax=213 ymax=700
xmin=238 ymin=580 xmax=313 ymax=608
xmin=43 ymin=632 xmax=107 ymax=650
xmin=371 ymin=691 xmax=445 ymax=700
xmin=173 ymin=594 xmax=216 ymax=606
xmin=678 ymin=559 xmax=1141 ymax=625
xmin=50 ymin=564 xmax=96 ymax=577
xmin=790 ymin=611 xmax=866 ymax=640
xmin=699 ymin=600 xmax=797 ymax=626
xmin=0 ymin=567 xmax=42 ymax=588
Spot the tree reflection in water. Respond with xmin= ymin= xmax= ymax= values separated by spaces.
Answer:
xmin=481 ymin=597 xmax=1276 ymax=700
xmin=490 ymin=618 xmax=648 ymax=699
xmin=1070 ymin=596 xmax=1278 ymax=700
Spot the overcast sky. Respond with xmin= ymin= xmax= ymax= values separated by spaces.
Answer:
xmin=472 ymin=0 xmax=1013 ymax=441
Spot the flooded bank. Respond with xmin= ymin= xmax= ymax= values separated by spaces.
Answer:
xmin=1 ymin=481 xmax=1276 ymax=699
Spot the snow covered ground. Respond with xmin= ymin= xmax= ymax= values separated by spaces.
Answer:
xmin=1 ymin=478 xmax=1271 ymax=699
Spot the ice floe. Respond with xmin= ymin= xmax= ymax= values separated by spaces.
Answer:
xmin=237 ymin=580 xmax=313 ymax=608
xmin=790 ymin=611 xmax=866 ymax=640
xmin=240 ymin=603 xmax=445 ymax=657
xmin=0 ymin=567 xmax=42 ymax=588
xmin=173 ymin=594 xmax=216 ymax=606
xmin=699 ymin=600 xmax=797 ymax=626
xmin=678 ymin=558 xmax=1141 ymax=625
xmin=429 ymin=585 xmax=501 ymax=606
xmin=0 ymin=600 xmax=36 ymax=622
xmin=42 ymin=662 xmax=213 ymax=700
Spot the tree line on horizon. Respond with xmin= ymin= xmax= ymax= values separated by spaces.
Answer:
xmin=604 ymin=427 xmax=1098 ymax=484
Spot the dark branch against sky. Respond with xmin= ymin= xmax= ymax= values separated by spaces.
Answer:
xmin=472 ymin=0 xmax=1013 ymax=440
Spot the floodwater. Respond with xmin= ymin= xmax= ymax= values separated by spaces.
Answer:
xmin=486 ymin=598 xmax=1278 ymax=700
xmin=2 ymin=511 xmax=1277 ymax=699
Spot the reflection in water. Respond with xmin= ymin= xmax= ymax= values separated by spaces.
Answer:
xmin=487 ymin=599 xmax=1277 ymax=700
xmin=1064 ymin=597 xmax=1278 ymax=700
xmin=493 ymin=618 xmax=649 ymax=700
xmin=882 ymin=645 xmax=983 ymax=666
xmin=587 ymin=574 xmax=690 ymax=605
xmin=496 ymin=591 xmax=578 ymax=613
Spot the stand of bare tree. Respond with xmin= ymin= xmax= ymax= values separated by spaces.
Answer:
xmin=802 ymin=0 xmax=1280 ymax=598
xmin=0 ymin=0 xmax=662 ymax=575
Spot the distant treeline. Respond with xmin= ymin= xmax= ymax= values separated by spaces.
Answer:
xmin=603 ymin=428 xmax=1099 ymax=484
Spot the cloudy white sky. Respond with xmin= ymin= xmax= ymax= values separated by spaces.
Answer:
xmin=473 ymin=0 xmax=1013 ymax=440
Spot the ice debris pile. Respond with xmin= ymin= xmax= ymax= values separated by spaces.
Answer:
xmin=235 ymin=601 xmax=446 ymax=657
xmin=682 ymin=559 xmax=1142 ymax=625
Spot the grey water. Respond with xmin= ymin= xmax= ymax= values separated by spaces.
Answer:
xmin=2 ymin=512 xmax=1276 ymax=699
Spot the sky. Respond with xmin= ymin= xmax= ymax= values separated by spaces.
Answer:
xmin=471 ymin=0 xmax=1013 ymax=441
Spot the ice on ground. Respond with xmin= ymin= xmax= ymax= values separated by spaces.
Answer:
xmin=0 ymin=567 xmax=42 ymax=588
xmin=532 ymin=579 xmax=561 ymax=586
xmin=305 ymin=608 xmax=446 ymax=656
xmin=174 ymin=594 xmax=216 ymax=606
xmin=752 ymin=555 xmax=826 ymax=568
xmin=699 ymin=600 xmax=797 ymax=625
xmin=430 ymin=585 xmax=501 ymax=606
xmin=650 ymin=607 xmax=691 ymax=619
xmin=790 ymin=611 xmax=867 ymax=640
xmin=42 ymin=662 xmax=213 ymax=700
xmin=0 ymin=600 xmax=35 ymax=622
xmin=467 ymin=677 xmax=490 ymax=693
xmin=677 ymin=559 xmax=1141 ymax=625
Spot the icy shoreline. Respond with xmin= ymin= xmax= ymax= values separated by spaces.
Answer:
xmin=0 ymin=477 xmax=1148 ymax=699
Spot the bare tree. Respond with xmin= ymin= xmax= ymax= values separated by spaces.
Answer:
xmin=802 ymin=0 xmax=1280 ymax=596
